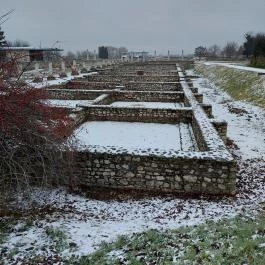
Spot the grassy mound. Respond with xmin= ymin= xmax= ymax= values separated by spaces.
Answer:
xmin=195 ymin=63 xmax=265 ymax=108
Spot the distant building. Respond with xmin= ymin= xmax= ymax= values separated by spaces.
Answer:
xmin=98 ymin=46 xmax=108 ymax=59
xmin=98 ymin=46 xmax=128 ymax=59
xmin=0 ymin=47 xmax=63 ymax=63
xmin=121 ymin=51 xmax=149 ymax=61
xmin=107 ymin=46 xmax=128 ymax=59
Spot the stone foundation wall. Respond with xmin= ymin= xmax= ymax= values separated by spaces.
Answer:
xmin=46 ymin=89 xmax=188 ymax=106
xmin=66 ymin=81 xmax=118 ymax=90
xmin=124 ymin=82 xmax=181 ymax=91
xmin=57 ymin=62 xmax=236 ymax=196
xmin=113 ymin=63 xmax=178 ymax=72
xmin=71 ymin=151 xmax=236 ymax=196
xmin=84 ymin=75 xmax=179 ymax=82
xmin=191 ymin=116 xmax=208 ymax=151
xmin=211 ymin=120 xmax=228 ymax=143
xmin=200 ymin=104 xmax=213 ymax=118
xmin=66 ymin=81 xmax=183 ymax=91
xmin=194 ymin=93 xmax=203 ymax=103
xmin=190 ymin=87 xmax=198 ymax=93
xmin=47 ymin=89 xmax=107 ymax=100
xmin=83 ymin=105 xmax=193 ymax=123
xmin=109 ymin=91 xmax=185 ymax=103
xmin=99 ymin=70 xmax=177 ymax=76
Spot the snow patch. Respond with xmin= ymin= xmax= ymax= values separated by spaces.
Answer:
xmin=72 ymin=121 xmax=198 ymax=152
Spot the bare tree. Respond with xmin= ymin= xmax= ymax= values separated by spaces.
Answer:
xmin=222 ymin=42 xmax=239 ymax=59
xmin=207 ymin=44 xmax=221 ymax=58
xmin=0 ymin=9 xmax=15 ymax=47
xmin=7 ymin=39 xmax=30 ymax=47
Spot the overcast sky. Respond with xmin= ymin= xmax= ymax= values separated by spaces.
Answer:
xmin=1 ymin=0 xmax=265 ymax=55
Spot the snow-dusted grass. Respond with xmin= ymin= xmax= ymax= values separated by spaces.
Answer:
xmin=1 ymin=170 xmax=265 ymax=264
xmin=204 ymin=61 xmax=265 ymax=74
xmin=193 ymin=71 xmax=265 ymax=160
xmin=1 ymin=148 xmax=265 ymax=264
xmin=195 ymin=63 xmax=265 ymax=108
xmin=78 ymin=214 xmax=265 ymax=264
xmin=110 ymin=101 xmax=184 ymax=108
xmin=72 ymin=121 xmax=198 ymax=152
xmin=1 ymin=69 xmax=265 ymax=264
xmin=0 ymin=154 xmax=265 ymax=264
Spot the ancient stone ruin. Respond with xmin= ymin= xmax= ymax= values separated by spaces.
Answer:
xmin=46 ymin=61 xmax=236 ymax=196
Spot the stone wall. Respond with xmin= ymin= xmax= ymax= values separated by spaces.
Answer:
xmin=47 ymin=89 xmax=105 ymax=100
xmin=83 ymin=75 xmax=179 ymax=83
xmin=191 ymin=114 xmax=208 ymax=151
xmin=211 ymin=119 xmax=228 ymax=143
xmin=82 ymin=105 xmax=193 ymax=123
xmin=66 ymin=81 xmax=183 ymax=91
xmin=200 ymin=104 xmax=213 ymax=118
xmin=190 ymin=87 xmax=198 ymax=93
xmin=112 ymin=63 xmax=178 ymax=72
xmin=46 ymin=89 xmax=188 ymax=106
xmin=194 ymin=93 xmax=203 ymax=103
xmin=66 ymin=81 xmax=118 ymax=90
xmin=99 ymin=70 xmax=177 ymax=76
xmin=124 ymin=82 xmax=181 ymax=91
xmin=109 ymin=91 xmax=185 ymax=104
xmin=57 ymin=62 xmax=236 ymax=197
xmin=71 ymin=151 xmax=236 ymax=196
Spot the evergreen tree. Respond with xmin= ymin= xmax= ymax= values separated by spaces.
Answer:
xmin=253 ymin=33 xmax=265 ymax=58
xmin=194 ymin=46 xmax=207 ymax=60
xmin=243 ymin=33 xmax=255 ymax=58
xmin=0 ymin=26 xmax=7 ymax=47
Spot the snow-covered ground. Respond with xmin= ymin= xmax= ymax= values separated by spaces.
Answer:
xmin=2 ymin=154 xmax=265 ymax=263
xmin=203 ymin=61 xmax=265 ymax=74
xmin=193 ymin=76 xmax=265 ymax=160
xmin=110 ymin=101 xmax=184 ymax=108
xmin=44 ymin=99 xmax=94 ymax=108
xmin=72 ymin=121 xmax=197 ymax=152
xmin=28 ymin=72 xmax=97 ymax=88
xmin=1 ymin=71 xmax=265 ymax=264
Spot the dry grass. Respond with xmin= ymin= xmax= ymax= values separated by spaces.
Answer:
xmin=195 ymin=63 xmax=265 ymax=109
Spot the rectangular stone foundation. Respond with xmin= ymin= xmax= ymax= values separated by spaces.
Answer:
xmin=58 ymin=61 xmax=237 ymax=196
xmin=71 ymin=151 xmax=236 ymax=196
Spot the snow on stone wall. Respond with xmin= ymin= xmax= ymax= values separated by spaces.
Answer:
xmin=53 ymin=62 xmax=236 ymax=196
xmin=71 ymin=151 xmax=236 ymax=196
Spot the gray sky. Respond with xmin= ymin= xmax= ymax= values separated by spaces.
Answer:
xmin=1 ymin=0 xmax=265 ymax=55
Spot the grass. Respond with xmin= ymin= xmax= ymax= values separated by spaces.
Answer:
xmin=73 ymin=214 xmax=265 ymax=265
xmin=45 ymin=226 xmax=69 ymax=252
xmin=195 ymin=64 xmax=265 ymax=109
xmin=0 ymin=218 xmax=34 ymax=245
xmin=0 ymin=219 xmax=16 ymax=244
xmin=250 ymin=57 xmax=265 ymax=69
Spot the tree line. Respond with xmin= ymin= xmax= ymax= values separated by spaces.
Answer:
xmin=194 ymin=32 xmax=265 ymax=68
xmin=194 ymin=42 xmax=243 ymax=60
